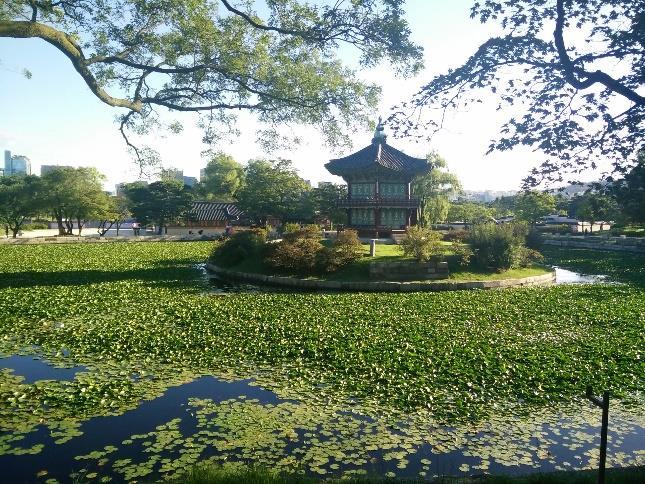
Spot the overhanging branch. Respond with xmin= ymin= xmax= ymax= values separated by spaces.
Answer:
xmin=0 ymin=20 xmax=142 ymax=112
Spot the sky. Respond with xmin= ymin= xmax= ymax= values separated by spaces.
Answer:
xmin=0 ymin=0 xmax=584 ymax=192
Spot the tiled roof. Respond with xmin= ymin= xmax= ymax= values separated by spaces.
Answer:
xmin=325 ymin=141 xmax=429 ymax=177
xmin=189 ymin=201 xmax=244 ymax=222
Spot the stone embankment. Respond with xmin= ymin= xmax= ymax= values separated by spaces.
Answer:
xmin=206 ymin=263 xmax=555 ymax=292
xmin=542 ymin=235 xmax=645 ymax=254
xmin=369 ymin=261 xmax=449 ymax=280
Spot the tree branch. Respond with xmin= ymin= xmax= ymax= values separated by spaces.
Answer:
xmin=0 ymin=20 xmax=142 ymax=112
xmin=554 ymin=0 xmax=644 ymax=106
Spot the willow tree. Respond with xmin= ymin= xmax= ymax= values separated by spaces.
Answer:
xmin=412 ymin=152 xmax=461 ymax=226
xmin=1 ymin=0 xmax=422 ymax=168
xmin=391 ymin=0 xmax=643 ymax=187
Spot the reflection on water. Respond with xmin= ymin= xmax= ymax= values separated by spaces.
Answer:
xmin=0 ymin=369 xmax=643 ymax=483
xmin=0 ymin=355 xmax=86 ymax=383
xmin=553 ymin=267 xmax=611 ymax=285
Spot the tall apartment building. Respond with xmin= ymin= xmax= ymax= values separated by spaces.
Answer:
xmin=3 ymin=150 xmax=32 ymax=176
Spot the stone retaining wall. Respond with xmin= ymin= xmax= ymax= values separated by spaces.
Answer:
xmin=0 ymin=234 xmax=219 ymax=245
xmin=543 ymin=235 xmax=645 ymax=254
xmin=206 ymin=263 xmax=555 ymax=292
xmin=369 ymin=260 xmax=449 ymax=280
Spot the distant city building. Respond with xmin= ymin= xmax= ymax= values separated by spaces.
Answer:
xmin=183 ymin=176 xmax=198 ymax=187
xmin=454 ymin=190 xmax=518 ymax=203
xmin=3 ymin=150 xmax=31 ymax=176
xmin=41 ymin=164 xmax=73 ymax=175
xmin=200 ymin=168 xmax=206 ymax=181
xmin=160 ymin=168 xmax=197 ymax=187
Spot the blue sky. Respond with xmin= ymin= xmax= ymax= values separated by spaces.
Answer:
xmin=1 ymin=0 xmax=553 ymax=192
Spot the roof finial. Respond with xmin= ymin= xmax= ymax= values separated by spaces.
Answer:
xmin=372 ymin=116 xmax=387 ymax=144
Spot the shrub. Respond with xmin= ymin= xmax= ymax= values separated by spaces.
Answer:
xmin=468 ymin=223 xmax=540 ymax=271
xmin=450 ymin=241 xmax=473 ymax=268
xmin=210 ymin=229 xmax=267 ymax=267
xmin=266 ymin=237 xmax=323 ymax=274
xmin=400 ymin=226 xmax=444 ymax=262
xmin=526 ymin=228 xmax=544 ymax=249
xmin=282 ymin=223 xmax=301 ymax=234
xmin=318 ymin=229 xmax=363 ymax=272
xmin=442 ymin=229 xmax=469 ymax=243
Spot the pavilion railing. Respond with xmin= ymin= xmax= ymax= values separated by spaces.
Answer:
xmin=336 ymin=197 xmax=420 ymax=208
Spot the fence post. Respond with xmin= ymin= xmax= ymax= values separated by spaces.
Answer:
xmin=586 ymin=386 xmax=609 ymax=484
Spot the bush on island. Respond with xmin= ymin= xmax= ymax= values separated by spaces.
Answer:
xmin=210 ymin=228 xmax=267 ymax=267
xmin=400 ymin=226 xmax=444 ymax=262
xmin=468 ymin=223 xmax=542 ymax=271
xmin=267 ymin=228 xmax=362 ymax=274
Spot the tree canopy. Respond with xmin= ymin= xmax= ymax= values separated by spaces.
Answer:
xmin=236 ymin=158 xmax=310 ymax=225
xmin=1 ymin=0 xmax=423 ymax=168
xmin=514 ymin=191 xmax=556 ymax=225
xmin=197 ymin=152 xmax=245 ymax=201
xmin=124 ymin=179 xmax=194 ymax=233
xmin=0 ymin=175 xmax=43 ymax=237
xmin=412 ymin=152 xmax=461 ymax=225
xmin=41 ymin=167 xmax=110 ymax=235
xmin=391 ymin=0 xmax=644 ymax=187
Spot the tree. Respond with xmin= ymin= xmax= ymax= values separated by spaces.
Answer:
xmin=310 ymin=183 xmax=347 ymax=228
xmin=124 ymin=180 xmax=194 ymax=234
xmin=236 ymin=159 xmax=310 ymax=225
xmin=391 ymin=0 xmax=643 ymax=187
xmin=1 ymin=0 xmax=422 ymax=167
xmin=573 ymin=192 xmax=619 ymax=232
xmin=514 ymin=191 xmax=556 ymax=225
xmin=0 ymin=175 xmax=43 ymax=237
xmin=611 ymin=152 xmax=645 ymax=224
xmin=447 ymin=202 xmax=493 ymax=225
xmin=197 ymin=153 xmax=244 ymax=201
xmin=411 ymin=152 xmax=461 ymax=225
xmin=40 ymin=167 xmax=110 ymax=235
xmin=97 ymin=196 xmax=131 ymax=236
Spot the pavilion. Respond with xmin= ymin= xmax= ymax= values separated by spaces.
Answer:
xmin=325 ymin=119 xmax=430 ymax=236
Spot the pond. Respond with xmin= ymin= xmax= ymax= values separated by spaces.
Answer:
xmin=1 ymin=357 xmax=643 ymax=483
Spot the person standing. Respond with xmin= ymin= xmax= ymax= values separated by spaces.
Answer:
xmin=132 ymin=221 xmax=140 ymax=236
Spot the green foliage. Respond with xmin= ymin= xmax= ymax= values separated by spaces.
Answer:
xmin=392 ymin=0 xmax=643 ymax=186
xmin=514 ymin=191 xmax=556 ymax=224
xmin=399 ymin=226 xmax=443 ymax=262
xmin=317 ymin=230 xmax=363 ymax=273
xmin=442 ymin=229 xmax=469 ymax=243
xmin=196 ymin=153 xmax=245 ymax=201
xmin=0 ymin=175 xmax=43 ymax=237
xmin=236 ymin=160 xmax=311 ymax=224
xmin=309 ymin=183 xmax=348 ymax=227
xmin=412 ymin=152 xmax=462 ymax=225
xmin=210 ymin=229 xmax=267 ymax=268
xmin=572 ymin=192 xmax=619 ymax=231
xmin=282 ymin=223 xmax=302 ymax=234
xmin=3 ymin=0 xmax=423 ymax=166
xmin=447 ymin=202 xmax=493 ymax=224
xmin=124 ymin=179 xmax=194 ymax=234
xmin=611 ymin=153 xmax=645 ymax=224
xmin=0 ymin=242 xmax=643 ymax=445
xmin=266 ymin=229 xmax=323 ymax=274
xmin=40 ymin=167 xmax=111 ymax=235
xmin=468 ymin=223 xmax=539 ymax=271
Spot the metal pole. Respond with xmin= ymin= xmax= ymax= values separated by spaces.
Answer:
xmin=598 ymin=390 xmax=609 ymax=484
xmin=586 ymin=386 xmax=609 ymax=484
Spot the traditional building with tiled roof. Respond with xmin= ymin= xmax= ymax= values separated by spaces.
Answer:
xmin=188 ymin=201 xmax=245 ymax=227
xmin=325 ymin=119 xmax=430 ymax=236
